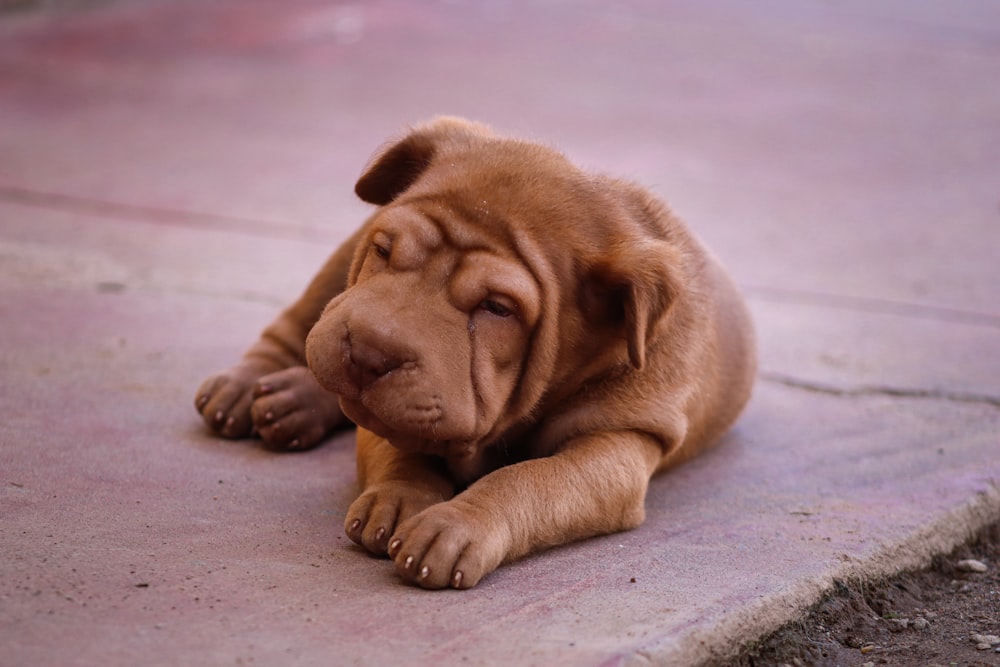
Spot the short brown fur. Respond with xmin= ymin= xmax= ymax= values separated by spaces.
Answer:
xmin=195 ymin=117 xmax=756 ymax=589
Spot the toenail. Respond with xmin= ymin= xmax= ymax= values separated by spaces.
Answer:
xmin=419 ymin=566 xmax=429 ymax=580
xmin=264 ymin=411 xmax=274 ymax=422
xmin=225 ymin=416 xmax=235 ymax=427
xmin=290 ymin=439 xmax=300 ymax=448
xmin=452 ymin=571 xmax=463 ymax=588
xmin=214 ymin=410 xmax=224 ymax=423
xmin=404 ymin=555 xmax=414 ymax=569
xmin=349 ymin=519 xmax=361 ymax=533
xmin=375 ymin=527 xmax=385 ymax=541
xmin=388 ymin=539 xmax=401 ymax=555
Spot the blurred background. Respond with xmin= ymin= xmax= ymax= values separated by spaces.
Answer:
xmin=3 ymin=0 xmax=997 ymax=313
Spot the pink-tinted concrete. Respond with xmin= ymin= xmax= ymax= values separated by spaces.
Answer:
xmin=1 ymin=1 xmax=998 ymax=665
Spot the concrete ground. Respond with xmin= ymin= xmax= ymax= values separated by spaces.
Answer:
xmin=1 ymin=1 xmax=998 ymax=665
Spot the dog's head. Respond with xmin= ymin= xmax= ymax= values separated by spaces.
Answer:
xmin=306 ymin=117 xmax=685 ymax=458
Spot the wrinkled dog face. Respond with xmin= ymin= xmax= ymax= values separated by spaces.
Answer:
xmin=307 ymin=199 xmax=540 ymax=457
xmin=306 ymin=118 xmax=680 ymax=462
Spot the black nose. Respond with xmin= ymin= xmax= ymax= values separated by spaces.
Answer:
xmin=344 ymin=334 xmax=405 ymax=389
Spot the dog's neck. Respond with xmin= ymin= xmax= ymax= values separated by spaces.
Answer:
xmin=444 ymin=432 xmax=529 ymax=488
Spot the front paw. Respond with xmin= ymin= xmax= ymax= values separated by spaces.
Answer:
xmin=250 ymin=366 xmax=345 ymax=451
xmin=388 ymin=501 xmax=508 ymax=590
xmin=345 ymin=481 xmax=449 ymax=555
xmin=195 ymin=361 xmax=271 ymax=439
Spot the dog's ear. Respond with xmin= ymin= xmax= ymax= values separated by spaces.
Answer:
xmin=581 ymin=239 xmax=683 ymax=370
xmin=353 ymin=132 xmax=435 ymax=206
xmin=354 ymin=117 xmax=492 ymax=206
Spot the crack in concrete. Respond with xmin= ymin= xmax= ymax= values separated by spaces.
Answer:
xmin=759 ymin=371 xmax=1000 ymax=409
xmin=746 ymin=285 xmax=1000 ymax=329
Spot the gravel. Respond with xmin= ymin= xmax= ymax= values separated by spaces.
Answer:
xmin=957 ymin=559 xmax=989 ymax=573
xmin=725 ymin=520 xmax=1000 ymax=666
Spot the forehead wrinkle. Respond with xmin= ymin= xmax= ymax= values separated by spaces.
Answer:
xmin=381 ymin=206 xmax=443 ymax=247
xmin=374 ymin=206 xmax=446 ymax=275
xmin=401 ymin=188 xmax=553 ymax=318
xmin=402 ymin=191 xmax=505 ymax=251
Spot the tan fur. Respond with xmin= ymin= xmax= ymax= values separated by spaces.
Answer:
xmin=195 ymin=117 xmax=756 ymax=589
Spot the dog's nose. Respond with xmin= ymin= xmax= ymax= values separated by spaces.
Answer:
xmin=344 ymin=335 xmax=406 ymax=389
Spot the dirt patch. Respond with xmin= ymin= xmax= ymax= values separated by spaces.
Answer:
xmin=729 ymin=521 xmax=1000 ymax=667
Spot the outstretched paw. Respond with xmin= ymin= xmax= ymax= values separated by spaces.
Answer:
xmin=345 ymin=481 xmax=450 ymax=556
xmin=388 ymin=501 xmax=508 ymax=590
xmin=195 ymin=362 xmax=271 ymax=439
xmin=250 ymin=366 xmax=346 ymax=451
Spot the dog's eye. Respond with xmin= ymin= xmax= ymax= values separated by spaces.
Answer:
xmin=480 ymin=299 xmax=513 ymax=318
xmin=373 ymin=243 xmax=390 ymax=260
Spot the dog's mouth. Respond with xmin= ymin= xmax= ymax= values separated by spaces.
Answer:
xmin=309 ymin=318 xmax=489 ymax=457
xmin=339 ymin=396 xmax=460 ymax=457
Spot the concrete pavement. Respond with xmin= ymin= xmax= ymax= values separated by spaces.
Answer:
xmin=1 ymin=1 xmax=998 ymax=665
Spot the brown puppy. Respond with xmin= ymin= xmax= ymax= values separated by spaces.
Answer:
xmin=195 ymin=117 xmax=756 ymax=589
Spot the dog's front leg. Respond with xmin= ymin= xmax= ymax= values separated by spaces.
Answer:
xmin=388 ymin=431 xmax=663 ymax=589
xmin=345 ymin=428 xmax=456 ymax=555
xmin=194 ymin=225 xmax=368 ymax=448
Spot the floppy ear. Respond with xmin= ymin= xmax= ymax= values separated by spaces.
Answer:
xmin=354 ymin=116 xmax=492 ymax=206
xmin=581 ymin=240 xmax=683 ymax=369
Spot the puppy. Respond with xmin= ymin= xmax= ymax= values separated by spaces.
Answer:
xmin=195 ymin=117 xmax=756 ymax=589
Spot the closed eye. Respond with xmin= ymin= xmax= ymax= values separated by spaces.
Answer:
xmin=479 ymin=298 xmax=513 ymax=318
xmin=373 ymin=242 xmax=390 ymax=260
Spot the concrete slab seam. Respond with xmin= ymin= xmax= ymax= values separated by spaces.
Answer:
xmin=747 ymin=286 xmax=1000 ymax=329
xmin=758 ymin=370 xmax=1000 ymax=409
xmin=0 ymin=184 xmax=332 ymax=242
